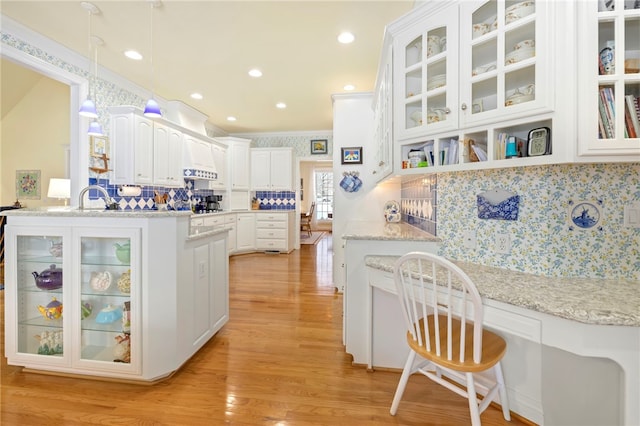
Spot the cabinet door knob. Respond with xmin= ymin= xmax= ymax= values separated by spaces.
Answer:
xmin=461 ymin=103 xmax=467 ymax=111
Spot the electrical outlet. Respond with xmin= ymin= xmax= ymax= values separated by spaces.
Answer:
xmin=463 ymin=230 xmax=477 ymax=249
xmin=495 ymin=233 xmax=510 ymax=254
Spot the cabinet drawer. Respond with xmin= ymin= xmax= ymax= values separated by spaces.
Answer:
xmin=256 ymin=238 xmax=287 ymax=250
xmin=256 ymin=213 xmax=287 ymax=222
xmin=224 ymin=214 xmax=236 ymax=224
xmin=256 ymin=220 xmax=287 ymax=230
xmin=256 ymin=228 xmax=287 ymax=239
xmin=191 ymin=218 xmax=204 ymax=227
xmin=203 ymin=216 xmax=224 ymax=227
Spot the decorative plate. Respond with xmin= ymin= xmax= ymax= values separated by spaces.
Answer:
xmin=384 ymin=200 xmax=401 ymax=223
xmin=569 ymin=201 xmax=602 ymax=230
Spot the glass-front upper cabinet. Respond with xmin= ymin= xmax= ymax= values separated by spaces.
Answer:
xmin=459 ymin=0 xmax=552 ymax=128
xmin=393 ymin=1 xmax=459 ymax=140
xmin=578 ymin=0 xmax=640 ymax=158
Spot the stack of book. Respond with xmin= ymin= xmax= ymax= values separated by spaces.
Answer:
xmin=598 ymin=89 xmax=640 ymax=139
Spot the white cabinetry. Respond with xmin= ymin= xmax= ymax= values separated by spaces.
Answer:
xmin=372 ymin=42 xmax=394 ymax=181
xmin=255 ymin=212 xmax=294 ymax=253
xmin=181 ymin=231 xmax=228 ymax=359
xmin=389 ymin=0 xmax=576 ymax=175
xmin=210 ymin=144 xmax=227 ymax=189
xmin=215 ymin=137 xmax=251 ymax=191
xmin=110 ymin=106 xmax=185 ymax=187
xmin=111 ymin=110 xmax=153 ymax=185
xmin=225 ymin=214 xmax=237 ymax=252
xmin=577 ymin=0 xmax=640 ymax=160
xmin=250 ymin=148 xmax=293 ymax=191
xmin=4 ymin=214 xmax=229 ymax=382
xmin=235 ymin=213 xmax=256 ymax=252
xmin=153 ymin=122 xmax=183 ymax=187
xmin=5 ymin=222 xmax=142 ymax=378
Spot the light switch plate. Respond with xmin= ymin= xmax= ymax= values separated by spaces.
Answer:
xmin=463 ymin=230 xmax=477 ymax=249
xmin=623 ymin=204 xmax=640 ymax=228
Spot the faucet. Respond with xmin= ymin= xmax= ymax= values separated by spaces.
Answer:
xmin=79 ymin=185 xmax=117 ymax=210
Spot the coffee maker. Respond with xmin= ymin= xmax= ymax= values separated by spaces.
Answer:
xmin=205 ymin=195 xmax=223 ymax=212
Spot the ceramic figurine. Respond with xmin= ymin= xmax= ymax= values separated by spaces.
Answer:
xmin=113 ymin=334 xmax=130 ymax=363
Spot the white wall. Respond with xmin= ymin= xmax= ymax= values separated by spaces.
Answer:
xmin=332 ymin=93 xmax=400 ymax=291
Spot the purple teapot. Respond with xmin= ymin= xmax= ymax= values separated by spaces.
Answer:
xmin=32 ymin=264 xmax=63 ymax=290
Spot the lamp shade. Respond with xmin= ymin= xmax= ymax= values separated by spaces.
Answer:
xmin=79 ymin=98 xmax=98 ymax=118
xmin=87 ymin=120 xmax=104 ymax=136
xmin=143 ymin=98 xmax=162 ymax=118
xmin=47 ymin=178 xmax=71 ymax=205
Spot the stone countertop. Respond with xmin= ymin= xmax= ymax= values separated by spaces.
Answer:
xmin=1 ymin=207 xmax=192 ymax=218
xmin=342 ymin=221 xmax=441 ymax=242
xmin=365 ymin=255 xmax=640 ymax=327
xmin=187 ymin=225 xmax=230 ymax=241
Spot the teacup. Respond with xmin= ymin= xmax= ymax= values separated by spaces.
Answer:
xmin=426 ymin=108 xmax=447 ymax=124
xmin=515 ymin=39 xmax=535 ymax=50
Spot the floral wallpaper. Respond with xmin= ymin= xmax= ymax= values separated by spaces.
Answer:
xmin=434 ymin=163 xmax=640 ymax=280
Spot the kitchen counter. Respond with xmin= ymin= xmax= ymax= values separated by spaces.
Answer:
xmin=342 ymin=220 xmax=441 ymax=242
xmin=365 ymin=255 xmax=640 ymax=327
xmin=1 ymin=207 xmax=192 ymax=218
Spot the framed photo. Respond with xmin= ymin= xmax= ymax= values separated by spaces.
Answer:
xmin=90 ymin=135 xmax=109 ymax=157
xmin=16 ymin=169 xmax=41 ymax=199
xmin=341 ymin=147 xmax=363 ymax=164
xmin=311 ymin=139 xmax=328 ymax=155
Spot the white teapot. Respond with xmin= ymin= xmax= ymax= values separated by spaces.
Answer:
xmin=90 ymin=271 xmax=112 ymax=292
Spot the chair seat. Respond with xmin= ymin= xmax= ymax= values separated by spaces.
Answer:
xmin=407 ymin=315 xmax=506 ymax=373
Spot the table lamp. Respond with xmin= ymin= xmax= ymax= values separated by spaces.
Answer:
xmin=47 ymin=178 xmax=71 ymax=206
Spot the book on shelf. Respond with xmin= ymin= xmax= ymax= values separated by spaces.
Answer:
xmin=422 ymin=142 xmax=435 ymax=167
xmin=599 ymin=88 xmax=615 ymax=138
xmin=447 ymin=138 xmax=459 ymax=165
xmin=625 ymin=94 xmax=640 ymax=138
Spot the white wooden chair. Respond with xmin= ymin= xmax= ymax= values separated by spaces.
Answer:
xmin=390 ymin=252 xmax=511 ymax=426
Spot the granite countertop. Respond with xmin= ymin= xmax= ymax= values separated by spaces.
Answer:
xmin=342 ymin=220 xmax=441 ymax=242
xmin=1 ymin=207 xmax=192 ymax=218
xmin=365 ymin=255 xmax=640 ymax=327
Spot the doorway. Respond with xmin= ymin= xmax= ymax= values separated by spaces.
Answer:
xmin=299 ymin=159 xmax=333 ymax=234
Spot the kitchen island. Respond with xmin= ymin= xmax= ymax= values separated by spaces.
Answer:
xmin=2 ymin=208 xmax=229 ymax=382
xmin=342 ymin=221 xmax=639 ymax=425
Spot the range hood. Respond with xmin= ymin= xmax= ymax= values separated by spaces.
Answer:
xmin=183 ymin=138 xmax=217 ymax=180
xmin=165 ymin=100 xmax=217 ymax=180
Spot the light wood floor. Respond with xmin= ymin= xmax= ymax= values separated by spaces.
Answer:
xmin=1 ymin=235 xmax=528 ymax=425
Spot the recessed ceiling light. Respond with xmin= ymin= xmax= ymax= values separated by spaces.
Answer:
xmin=344 ymin=84 xmax=355 ymax=91
xmin=227 ymin=116 xmax=237 ymax=122
xmin=190 ymin=93 xmax=203 ymax=100
xmin=124 ymin=50 xmax=143 ymax=60
xmin=248 ymin=69 xmax=262 ymax=78
xmin=338 ymin=32 xmax=355 ymax=44
xmin=276 ymin=102 xmax=287 ymax=109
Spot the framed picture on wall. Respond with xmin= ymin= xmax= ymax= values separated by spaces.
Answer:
xmin=311 ymin=139 xmax=328 ymax=155
xmin=16 ymin=169 xmax=41 ymax=199
xmin=90 ymin=135 xmax=109 ymax=157
xmin=341 ymin=147 xmax=363 ymax=164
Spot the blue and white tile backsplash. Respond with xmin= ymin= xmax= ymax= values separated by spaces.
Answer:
xmin=430 ymin=163 xmax=640 ymax=280
xmin=255 ymin=191 xmax=296 ymax=210
xmin=400 ymin=175 xmax=437 ymax=235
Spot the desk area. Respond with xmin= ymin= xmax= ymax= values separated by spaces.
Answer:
xmin=342 ymin=221 xmax=639 ymax=425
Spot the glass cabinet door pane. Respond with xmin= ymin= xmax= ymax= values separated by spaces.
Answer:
xmin=79 ymin=236 xmax=132 ymax=364
xmin=16 ymin=235 xmax=64 ymax=356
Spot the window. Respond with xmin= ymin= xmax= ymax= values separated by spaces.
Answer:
xmin=314 ymin=170 xmax=333 ymax=220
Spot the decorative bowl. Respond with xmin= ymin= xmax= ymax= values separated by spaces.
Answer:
xmin=505 ymin=1 xmax=535 ymax=24
xmin=114 ymin=242 xmax=130 ymax=264
xmin=96 ymin=304 xmax=123 ymax=324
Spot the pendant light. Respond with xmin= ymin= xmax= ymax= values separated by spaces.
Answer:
xmin=144 ymin=0 xmax=162 ymax=118
xmin=87 ymin=34 xmax=104 ymax=136
xmin=79 ymin=2 xmax=100 ymax=119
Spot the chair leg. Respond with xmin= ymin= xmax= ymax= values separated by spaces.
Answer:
xmin=466 ymin=372 xmax=481 ymax=426
xmin=494 ymin=362 xmax=511 ymax=421
xmin=390 ymin=350 xmax=417 ymax=415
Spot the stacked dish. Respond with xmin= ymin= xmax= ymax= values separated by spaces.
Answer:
xmin=427 ymin=74 xmax=446 ymax=90
xmin=505 ymin=1 xmax=534 ymax=24
xmin=506 ymin=47 xmax=534 ymax=65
